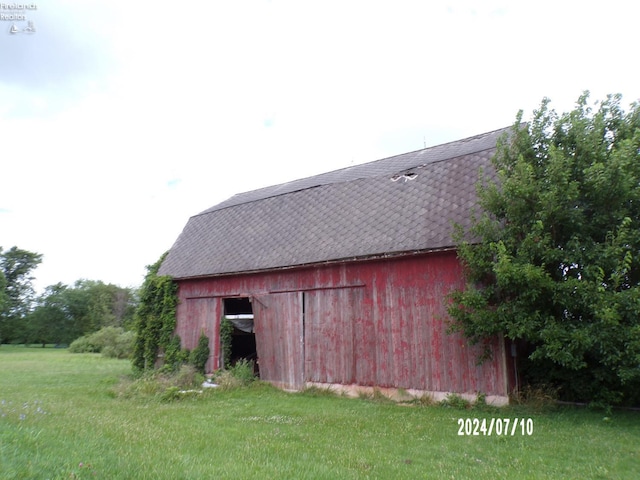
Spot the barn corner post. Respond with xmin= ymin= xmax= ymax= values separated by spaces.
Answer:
xmin=503 ymin=337 xmax=523 ymax=399
xmin=207 ymin=306 xmax=220 ymax=374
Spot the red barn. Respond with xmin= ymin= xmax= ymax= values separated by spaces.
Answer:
xmin=159 ymin=127 xmax=515 ymax=405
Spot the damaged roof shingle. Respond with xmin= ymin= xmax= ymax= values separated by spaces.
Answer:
xmin=158 ymin=126 xmax=507 ymax=279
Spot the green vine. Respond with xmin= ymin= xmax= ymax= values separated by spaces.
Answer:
xmin=220 ymin=317 xmax=233 ymax=369
xmin=133 ymin=252 xmax=179 ymax=372
xmin=163 ymin=334 xmax=184 ymax=371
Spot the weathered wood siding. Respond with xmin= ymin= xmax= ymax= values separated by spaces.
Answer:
xmin=175 ymin=297 xmax=220 ymax=373
xmin=174 ymin=250 xmax=508 ymax=395
xmin=305 ymin=287 xmax=367 ymax=385
xmin=253 ymin=292 xmax=304 ymax=390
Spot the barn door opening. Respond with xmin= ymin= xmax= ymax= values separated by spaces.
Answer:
xmin=223 ymin=297 xmax=258 ymax=376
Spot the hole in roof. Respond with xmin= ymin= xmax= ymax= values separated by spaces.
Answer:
xmin=391 ymin=172 xmax=418 ymax=182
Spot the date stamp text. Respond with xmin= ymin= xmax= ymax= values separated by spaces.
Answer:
xmin=457 ymin=418 xmax=534 ymax=436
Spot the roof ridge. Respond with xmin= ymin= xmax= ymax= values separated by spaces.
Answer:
xmin=350 ymin=124 xmax=510 ymax=166
xmin=385 ymin=144 xmax=497 ymax=173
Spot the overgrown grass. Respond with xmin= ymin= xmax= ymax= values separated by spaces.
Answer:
xmin=1 ymin=347 xmax=639 ymax=479
xmin=210 ymin=359 xmax=257 ymax=389
xmin=111 ymin=364 xmax=205 ymax=401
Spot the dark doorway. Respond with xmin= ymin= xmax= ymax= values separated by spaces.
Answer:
xmin=223 ymin=297 xmax=258 ymax=376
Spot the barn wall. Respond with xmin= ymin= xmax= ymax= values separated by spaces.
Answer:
xmin=175 ymin=297 xmax=221 ymax=373
xmin=174 ymin=250 xmax=508 ymax=396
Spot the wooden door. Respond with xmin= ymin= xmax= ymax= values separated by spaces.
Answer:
xmin=252 ymin=292 xmax=304 ymax=390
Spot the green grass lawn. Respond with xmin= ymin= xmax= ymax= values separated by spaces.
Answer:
xmin=1 ymin=347 xmax=639 ymax=479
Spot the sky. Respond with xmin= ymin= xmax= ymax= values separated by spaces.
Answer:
xmin=1 ymin=0 xmax=639 ymax=292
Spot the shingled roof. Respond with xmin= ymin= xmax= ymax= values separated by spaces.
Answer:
xmin=158 ymin=126 xmax=507 ymax=279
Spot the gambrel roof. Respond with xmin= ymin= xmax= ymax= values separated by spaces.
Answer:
xmin=158 ymin=126 xmax=507 ymax=279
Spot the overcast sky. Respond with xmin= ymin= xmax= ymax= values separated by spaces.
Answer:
xmin=1 ymin=0 xmax=639 ymax=291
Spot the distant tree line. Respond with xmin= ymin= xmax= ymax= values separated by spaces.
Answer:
xmin=0 ymin=246 xmax=137 ymax=346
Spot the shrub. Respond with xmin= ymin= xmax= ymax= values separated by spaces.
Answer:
xmin=229 ymin=359 xmax=256 ymax=384
xmin=172 ymin=364 xmax=202 ymax=389
xmin=69 ymin=327 xmax=135 ymax=359
xmin=189 ymin=333 xmax=210 ymax=374
xmin=68 ymin=335 xmax=100 ymax=354
xmin=440 ymin=393 xmax=472 ymax=409
xmin=213 ymin=370 xmax=243 ymax=390
xmin=510 ymin=384 xmax=559 ymax=411
xmin=212 ymin=359 xmax=256 ymax=389
xmin=102 ymin=331 xmax=135 ymax=359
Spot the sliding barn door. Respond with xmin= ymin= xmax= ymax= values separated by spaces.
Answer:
xmin=252 ymin=292 xmax=304 ymax=390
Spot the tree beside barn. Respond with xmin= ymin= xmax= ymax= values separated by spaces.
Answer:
xmin=449 ymin=93 xmax=640 ymax=405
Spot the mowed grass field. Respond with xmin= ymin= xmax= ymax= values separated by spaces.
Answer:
xmin=1 ymin=348 xmax=639 ymax=479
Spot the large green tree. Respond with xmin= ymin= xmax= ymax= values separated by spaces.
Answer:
xmin=0 ymin=246 xmax=43 ymax=343
xmin=448 ymin=93 xmax=640 ymax=405
xmin=64 ymin=279 xmax=137 ymax=334
xmin=27 ymin=283 xmax=70 ymax=347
